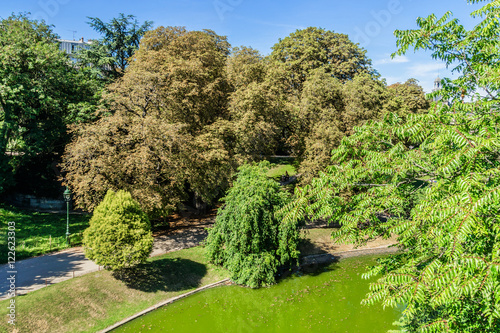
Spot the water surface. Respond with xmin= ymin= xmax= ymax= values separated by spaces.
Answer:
xmin=115 ymin=255 xmax=402 ymax=332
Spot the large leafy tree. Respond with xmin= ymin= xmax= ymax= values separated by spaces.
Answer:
xmin=269 ymin=27 xmax=375 ymax=91
xmin=77 ymin=13 xmax=153 ymax=80
xmin=205 ymin=162 xmax=300 ymax=288
xmin=0 ymin=14 xmax=99 ymax=195
xmin=293 ymin=71 xmax=427 ymax=183
xmin=281 ymin=1 xmax=500 ymax=331
xmin=63 ymin=27 xmax=234 ymax=215
xmin=225 ymin=46 xmax=292 ymax=161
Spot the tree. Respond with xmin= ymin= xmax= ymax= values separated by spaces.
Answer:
xmin=280 ymin=1 xmax=500 ymax=331
xmin=83 ymin=189 xmax=153 ymax=271
xmin=384 ymin=79 xmax=430 ymax=117
xmin=205 ymin=162 xmax=301 ymax=288
xmin=0 ymin=14 xmax=99 ymax=196
xmin=294 ymin=71 xmax=405 ymax=183
xmin=77 ymin=13 xmax=153 ymax=80
xmin=63 ymin=27 xmax=234 ymax=215
xmin=269 ymin=27 xmax=375 ymax=91
xmin=226 ymin=47 xmax=291 ymax=161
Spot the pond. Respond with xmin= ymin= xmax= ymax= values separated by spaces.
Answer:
xmin=114 ymin=255 xmax=403 ymax=332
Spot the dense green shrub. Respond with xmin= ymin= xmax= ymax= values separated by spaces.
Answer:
xmin=83 ymin=190 xmax=153 ymax=271
xmin=205 ymin=162 xmax=301 ymax=288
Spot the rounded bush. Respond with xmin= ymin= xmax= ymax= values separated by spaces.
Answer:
xmin=83 ymin=190 xmax=154 ymax=271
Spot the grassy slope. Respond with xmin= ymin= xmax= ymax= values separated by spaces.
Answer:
xmin=0 ymin=205 xmax=91 ymax=263
xmin=0 ymin=247 xmax=228 ymax=333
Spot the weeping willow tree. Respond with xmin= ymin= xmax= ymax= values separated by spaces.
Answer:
xmin=205 ymin=162 xmax=301 ymax=288
xmin=280 ymin=1 xmax=500 ymax=331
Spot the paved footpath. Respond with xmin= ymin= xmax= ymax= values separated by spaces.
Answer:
xmin=0 ymin=221 xmax=211 ymax=300
xmin=0 ymin=213 xmax=395 ymax=300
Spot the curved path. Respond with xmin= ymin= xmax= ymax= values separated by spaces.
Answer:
xmin=0 ymin=207 xmax=396 ymax=300
xmin=0 ymin=216 xmax=212 ymax=300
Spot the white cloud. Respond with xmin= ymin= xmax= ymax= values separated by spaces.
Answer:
xmin=408 ymin=62 xmax=447 ymax=77
xmin=374 ymin=55 xmax=409 ymax=65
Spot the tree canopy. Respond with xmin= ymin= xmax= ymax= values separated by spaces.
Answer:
xmin=280 ymin=1 xmax=500 ymax=331
xmin=63 ymin=26 xmax=234 ymax=216
xmin=0 ymin=14 xmax=100 ymax=196
xmin=205 ymin=162 xmax=301 ymax=288
xmin=269 ymin=27 xmax=375 ymax=91
xmin=77 ymin=13 xmax=153 ymax=80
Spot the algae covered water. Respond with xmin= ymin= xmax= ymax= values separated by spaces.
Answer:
xmin=114 ymin=255 xmax=402 ymax=332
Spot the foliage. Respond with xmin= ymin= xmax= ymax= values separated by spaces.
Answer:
xmin=0 ymin=205 xmax=90 ymax=262
xmin=226 ymin=47 xmax=291 ymax=160
xmin=205 ymin=162 xmax=301 ymax=288
xmin=280 ymin=1 xmax=500 ymax=331
xmin=63 ymin=27 xmax=234 ymax=215
xmin=0 ymin=14 xmax=100 ymax=195
xmin=83 ymin=190 xmax=153 ymax=271
xmin=294 ymin=70 xmax=428 ymax=183
xmin=269 ymin=27 xmax=375 ymax=91
xmin=384 ymin=79 xmax=430 ymax=117
xmin=77 ymin=13 xmax=153 ymax=80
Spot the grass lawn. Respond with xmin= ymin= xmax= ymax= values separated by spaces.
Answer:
xmin=0 ymin=205 xmax=91 ymax=264
xmin=267 ymin=163 xmax=296 ymax=179
xmin=0 ymin=246 xmax=229 ymax=333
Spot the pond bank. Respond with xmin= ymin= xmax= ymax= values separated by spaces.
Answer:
xmin=100 ymin=244 xmax=398 ymax=333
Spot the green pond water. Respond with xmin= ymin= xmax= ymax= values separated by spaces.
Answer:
xmin=114 ymin=255 xmax=403 ymax=332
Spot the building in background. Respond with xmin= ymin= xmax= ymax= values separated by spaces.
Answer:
xmin=432 ymin=76 xmax=442 ymax=102
xmin=57 ymin=38 xmax=92 ymax=62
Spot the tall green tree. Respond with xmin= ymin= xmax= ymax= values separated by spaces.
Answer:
xmin=77 ymin=13 xmax=153 ymax=80
xmin=0 ymin=14 xmax=99 ymax=195
xmin=269 ymin=27 xmax=375 ymax=91
xmin=205 ymin=162 xmax=300 ymax=288
xmin=63 ymin=27 xmax=234 ymax=215
xmin=281 ymin=1 xmax=500 ymax=331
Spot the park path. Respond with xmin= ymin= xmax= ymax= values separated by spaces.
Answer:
xmin=0 ymin=208 xmax=397 ymax=300
xmin=0 ymin=210 xmax=215 ymax=300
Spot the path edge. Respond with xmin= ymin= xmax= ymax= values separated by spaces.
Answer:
xmin=98 ymin=278 xmax=232 ymax=333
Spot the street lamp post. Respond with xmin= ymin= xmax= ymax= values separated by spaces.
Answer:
xmin=63 ymin=187 xmax=72 ymax=244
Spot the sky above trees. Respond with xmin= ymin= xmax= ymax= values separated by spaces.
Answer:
xmin=1 ymin=0 xmax=484 ymax=92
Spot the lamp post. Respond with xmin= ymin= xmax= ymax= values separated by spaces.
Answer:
xmin=63 ymin=187 xmax=71 ymax=244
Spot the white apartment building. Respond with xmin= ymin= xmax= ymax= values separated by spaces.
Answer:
xmin=57 ymin=38 xmax=92 ymax=61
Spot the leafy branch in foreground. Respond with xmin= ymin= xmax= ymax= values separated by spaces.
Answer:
xmin=280 ymin=1 xmax=500 ymax=331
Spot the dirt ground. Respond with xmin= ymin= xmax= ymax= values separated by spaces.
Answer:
xmin=150 ymin=207 xmax=397 ymax=258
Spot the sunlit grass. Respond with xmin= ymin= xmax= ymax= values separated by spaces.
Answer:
xmin=0 ymin=205 xmax=91 ymax=263
xmin=0 ymin=246 xmax=228 ymax=333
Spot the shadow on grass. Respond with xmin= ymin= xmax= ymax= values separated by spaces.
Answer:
xmin=298 ymin=237 xmax=329 ymax=257
xmin=113 ymin=257 xmax=207 ymax=293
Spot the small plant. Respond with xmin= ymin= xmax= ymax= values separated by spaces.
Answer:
xmin=83 ymin=190 xmax=153 ymax=271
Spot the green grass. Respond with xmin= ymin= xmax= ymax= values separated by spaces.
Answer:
xmin=0 ymin=246 xmax=229 ymax=333
xmin=0 ymin=205 xmax=91 ymax=263
xmin=267 ymin=164 xmax=296 ymax=179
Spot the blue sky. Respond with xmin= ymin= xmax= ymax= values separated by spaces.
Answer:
xmin=1 ymin=0 xmax=484 ymax=92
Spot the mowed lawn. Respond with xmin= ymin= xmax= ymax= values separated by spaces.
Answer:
xmin=267 ymin=156 xmax=297 ymax=180
xmin=0 ymin=205 xmax=91 ymax=264
xmin=0 ymin=246 xmax=229 ymax=333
